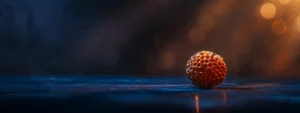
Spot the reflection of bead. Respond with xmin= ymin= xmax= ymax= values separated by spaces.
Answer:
xmin=185 ymin=51 xmax=227 ymax=89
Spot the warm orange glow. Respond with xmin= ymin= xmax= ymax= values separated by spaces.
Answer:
xmin=197 ymin=14 xmax=214 ymax=32
xmin=271 ymin=18 xmax=287 ymax=35
xmin=267 ymin=49 xmax=291 ymax=75
xmin=260 ymin=3 xmax=276 ymax=19
xmin=188 ymin=29 xmax=205 ymax=45
xmin=296 ymin=15 xmax=300 ymax=32
xmin=295 ymin=0 xmax=300 ymax=3
xmin=195 ymin=95 xmax=199 ymax=113
xmin=279 ymin=0 xmax=291 ymax=5
xmin=158 ymin=50 xmax=176 ymax=70
xmin=286 ymin=16 xmax=295 ymax=30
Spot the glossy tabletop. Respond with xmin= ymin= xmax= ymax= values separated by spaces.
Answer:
xmin=0 ymin=75 xmax=299 ymax=113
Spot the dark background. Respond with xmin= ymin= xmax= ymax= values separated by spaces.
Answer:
xmin=0 ymin=0 xmax=299 ymax=77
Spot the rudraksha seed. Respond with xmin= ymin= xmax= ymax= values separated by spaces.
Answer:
xmin=185 ymin=51 xmax=227 ymax=88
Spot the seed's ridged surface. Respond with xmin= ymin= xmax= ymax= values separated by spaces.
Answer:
xmin=185 ymin=51 xmax=227 ymax=89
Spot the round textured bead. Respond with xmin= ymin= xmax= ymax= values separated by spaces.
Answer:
xmin=185 ymin=51 xmax=227 ymax=88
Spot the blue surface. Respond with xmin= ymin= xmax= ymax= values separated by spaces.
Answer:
xmin=0 ymin=75 xmax=299 ymax=113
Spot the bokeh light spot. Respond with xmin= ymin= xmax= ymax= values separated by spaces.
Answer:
xmin=260 ymin=3 xmax=276 ymax=19
xmin=279 ymin=0 xmax=291 ymax=5
xmin=271 ymin=18 xmax=287 ymax=35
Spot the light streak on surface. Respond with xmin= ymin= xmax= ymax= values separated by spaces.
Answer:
xmin=195 ymin=95 xmax=200 ymax=113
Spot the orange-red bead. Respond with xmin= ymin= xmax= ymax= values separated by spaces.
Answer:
xmin=185 ymin=51 xmax=227 ymax=88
